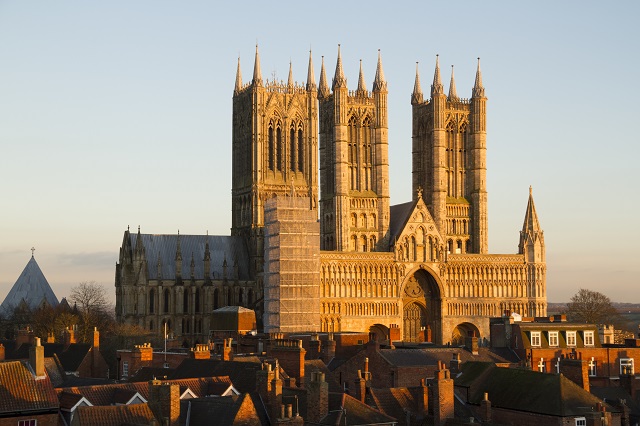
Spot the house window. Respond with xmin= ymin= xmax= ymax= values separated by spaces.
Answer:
xmin=164 ymin=362 xmax=170 ymax=369
xmin=620 ymin=358 xmax=634 ymax=375
xmin=584 ymin=331 xmax=594 ymax=347
xmin=18 ymin=421 xmax=37 ymax=426
xmin=530 ymin=331 xmax=541 ymax=347
xmin=575 ymin=418 xmax=586 ymax=426
xmin=548 ymin=331 xmax=559 ymax=347
xmin=566 ymin=331 xmax=576 ymax=347
xmin=588 ymin=357 xmax=597 ymax=377
xmin=537 ymin=358 xmax=546 ymax=372
xmin=122 ymin=361 xmax=129 ymax=378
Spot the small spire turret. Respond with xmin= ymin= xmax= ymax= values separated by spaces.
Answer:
xmin=287 ymin=60 xmax=294 ymax=90
xmin=356 ymin=59 xmax=367 ymax=94
xmin=332 ymin=44 xmax=347 ymax=90
xmin=411 ymin=62 xmax=423 ymax=104
xmin=234 ymin=57 xmax=242 ymax=94
xmin=318 ymin=56 xmax=330 ymax=99
xmin=372 ymin=49 xmax=387 ymax=92
xmin=252 ymin=44 xmax=262 ymax=86
xmin=519 ymin=187 xmax=545 ymax=263
xmin=448 ymin=65 xmax=458 ymax=101
xmin=473 ymin=57 xmax=485 ymax=98
xmin=431 ymin=54 xmax=444 ymax=96
xmin=306 ymin=50 xmax=316 ymax=91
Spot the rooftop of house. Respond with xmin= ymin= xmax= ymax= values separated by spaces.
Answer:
xmin=0 ymin=360 xmax=59 ymax=415
xmin=74 ymin=403 xmax=156 ymax=426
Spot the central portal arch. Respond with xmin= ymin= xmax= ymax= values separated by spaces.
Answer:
xmin=402 ymin=268 xmax=442 ymax=343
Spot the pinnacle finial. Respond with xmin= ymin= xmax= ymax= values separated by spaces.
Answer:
xmin=373 ymin=49 xmax=387 ymax=91
xmin=529 ymin=185 xmax=532 ymax=196
xmin=332 ymin=44 xmax=347 ymax=90
xmin=306 ymin=49 xmax=316 ymax=91
xmin=448 ymin=65 xmax=458 ymax=100
xmin=431 ymin=54 xmax=444 ymax=96
xmin=234 ymin=56 xmax=242 ymax=94
xmin=287 ymin=60 xmax=294 ymax=89
xmin=318 ymin=55 xmax=330 ymax=98
xmin=31 ymin=247 xmax=35 ymax=257
xmin=473 ymin=57 xmax=485 ymax=97
xmin=252 ymin=44 xmax=262 ymax=86
xmin=412 ymin=61 xmax=423 ymax=104
xmin=357 ymin=59 xmax=366 ymax=93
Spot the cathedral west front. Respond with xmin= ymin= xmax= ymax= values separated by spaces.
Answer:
xmin=116 ymin=46 xmax=546 ymax=346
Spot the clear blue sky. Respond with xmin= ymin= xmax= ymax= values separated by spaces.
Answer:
xmin=1 ymin=1 xmax=638 ymax=304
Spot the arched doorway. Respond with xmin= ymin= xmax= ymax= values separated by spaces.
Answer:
xmin=451 ymin=322 xmax=481 ymax=346
xmin=402 ymin=269 xmax=441 ymax=343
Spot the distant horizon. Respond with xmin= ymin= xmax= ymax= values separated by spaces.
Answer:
xmin=1 ymin=2 xmax=638 ymax=304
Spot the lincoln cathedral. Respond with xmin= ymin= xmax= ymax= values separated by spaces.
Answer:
xmin=116 ymin=46 xmax=546 ymax=346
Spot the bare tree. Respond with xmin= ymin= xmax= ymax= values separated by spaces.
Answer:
xmin=69 ymin=281 xmax=113 ymax=342
xmin=566 ymin=288 xmax=620 ymax=325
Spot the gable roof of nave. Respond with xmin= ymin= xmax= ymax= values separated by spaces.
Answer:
xmin=389 ymin=197 xmax=444 ymax=247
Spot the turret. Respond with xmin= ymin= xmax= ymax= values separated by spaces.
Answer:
xmin=372 ymin=49 xmax=390 ymax=249
xmin=356 ymin=59 xmax=366 ymax=95
xmin=175 ymin=231 xmax=182 ymax=282
xmin=470 ymin=57 xmax=488 ymax=253
xmin=287 ymin=61 xmax=294 ymax=92
xmin=411 ymin=62 xmax=423 ymax=105
xmin=306 ymin=50 xmax=316 ymax=91
xmin=252 ymin=44 xmax=262 ymax=86
xmin=519 ymin=187 xmax=545 ymax=263
xmin=317 ymin=56 xmax=330 ymax=99
xmin=203 ymin=236 xmax=211 ymax=284
xmin=234 ymin=57 xmax=242 ymax=95
xmin=429 ymin=55 xmax=448 ymax=233
xmin=447 ymin=65 xmax=458 ymax=101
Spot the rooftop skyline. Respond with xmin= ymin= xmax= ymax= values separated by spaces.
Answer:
xmin=1 ymin=1 xmax=638 ymax=304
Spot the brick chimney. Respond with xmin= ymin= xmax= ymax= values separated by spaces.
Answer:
xmin=274 ymin=403 xmax=304 ymax=426
xmin=480 ymin=392 xmax=492 ymax=422
xmin=433 ymin=361 xmax=454 ymax=426
xmin=465 ymin=332 xmax=479 ymax=355
xmin=449 ymin=352 xmax=461 ymax=374
xmin=148 ymin=380 xmax=180 ymax=426
xmin=190 ymin=343 xmax=211 ymax=360
xmin=0 ymin=343 xmax=5 ymax=361
xmin=306 ymin=371 xmax=329 ymax=424
xmin=92 ymin=327 xmax=100 ymax=349
xmin=354 ymin=370 xmax=366 ymax=403
xmin=29 ymin=337 xmax=45 ymax=377
xmin=268 ymin=360 xmax=284 ymax=421
xmin=64 ymin=326 xmax=76 ymax=348
xmin=322 ymin=333 xmax=336 ymax=362
xmin=419 ymin=378 xmax=429 ymax=416
xmin=269 ymin=339 xmax=305 ymax=387
xmin=559 ymin=357 xmax=590 ymax=393
xmin=46 ymin=331 xmax=55 ymax=344
xmin=221 ymin=338 xmax=233 ymax=361
xmin=16 ymin=327 xmax=34 ymax=349
xmin=308 ymin=334 xmax=321 ymax=360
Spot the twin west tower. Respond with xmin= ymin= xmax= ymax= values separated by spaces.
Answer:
xmin=116 ymin=46 xmax=545 ymax=344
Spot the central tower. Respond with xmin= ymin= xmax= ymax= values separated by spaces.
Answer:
xmin=231 ymin=47 xmax=319 ymax=276
xmin=318 ymin=47 xmax=390 ymax=252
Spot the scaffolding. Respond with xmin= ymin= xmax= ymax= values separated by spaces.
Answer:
xmin=263 ymin=196 xmax=321 ymax=333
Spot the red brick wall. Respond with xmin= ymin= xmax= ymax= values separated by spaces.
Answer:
xmin=527 ymin=347 xmax=640 ymax=377
xmin=0 ymin=413 xmax=58 ymax=426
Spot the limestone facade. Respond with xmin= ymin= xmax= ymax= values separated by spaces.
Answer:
xmin=115 ymin=46 xmax=546 ymax=345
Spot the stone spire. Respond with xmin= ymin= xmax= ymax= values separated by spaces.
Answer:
xmin=448 ymin=65 xmax=458 ymax=101
xmin=473 ymin=57 xmax=485 ymax=98
xmin=411 ymin=62 xmax=423 ymax=104
xmin=356 ymin=59 xmax=367 ymax=94
xmin=252 ymin=44 xmax=262 ymax=86
xmin=431 ymin=54 xmax=444 ymax=96
xmin=234 ymin=56 xmax=242 ymax=94
xmin=372 ymin=49 xmax=387 ymax=91
xmin=318 ymin=56 xmax=330 ymax=98
xmin=306 ymin=50 xmax=316 ymax=91
xmin=521 ymin=186 xmax=542 ymax=235
xmin=332 ymin=44 xmax=347 ymax=90
xmin=287 ymin=60 xmax=294 ymax=90
xmin=519 ymin=186 xmax=545 ymax=262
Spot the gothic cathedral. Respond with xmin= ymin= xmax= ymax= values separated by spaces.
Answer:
xmin=115 ymin=46 xmax=546 ymax=346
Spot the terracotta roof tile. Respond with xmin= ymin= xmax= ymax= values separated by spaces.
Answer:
xmin=75 ymin=403 xmax=155 ymax=426
xmin=0 ymin=360 xmax=59 ymax=414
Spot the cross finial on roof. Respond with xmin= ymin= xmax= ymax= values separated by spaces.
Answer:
xmin=31 ymin=247 xmax=35 ymax=257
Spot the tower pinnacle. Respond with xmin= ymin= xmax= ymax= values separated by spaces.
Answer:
xmin=234 ymin=56 xmax=242 ymax=94
xmin=287 ymin=60 xmax=294 ymax=90
xmin=318 ymin=56 xmax=330 ymax=98
xmin=412 ymin=62 xmax=423 ymax=104
xmin=448 ymin=65 xmax=458 ymax=101
xmin=357 ymin=59 xmax=367 ymax=94
xmin=252 ymin=44 xmax=262 ymax=86
xmin=306 ymin=50 xmax=316 ymax=91
xmin=431 ymin=54 xmax=444 ymax=96
xmin=372 ymin=49 xmax=387 ymax=91
xmin=473 ymin=57 xmax=485 ymax=98
xmin=332 ymin=44 xmax=347 ymax=90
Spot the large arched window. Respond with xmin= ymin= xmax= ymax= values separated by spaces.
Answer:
xmin=290 ymin=124 xmax=296 ymax=171
xmin=268 ymin=125 xmax=275 ymax=170
xmin=362 ymin=116 xmax=372 ymax=190
xmin=149 ymin=289 xmax=155 ymax=314
xmin=163 ymin=289 xmax=170 ymax=313
xmin=297 ymin=127 xmax=304 ymax=172
xmin=348 ymin=116 xmax=358 ymax=190
xmin=276 ymin=127 xmax=282 ymax=171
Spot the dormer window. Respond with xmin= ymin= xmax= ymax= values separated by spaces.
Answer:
xmin=584 ymin=331 xmax=594 ymax=347
xmin=566 ymin=331 xmax=577 ymax=347
xmin=548 ymin=331 xmax=559 ymax=347
xmin=530 ymin=331 xmax=541 ymax=347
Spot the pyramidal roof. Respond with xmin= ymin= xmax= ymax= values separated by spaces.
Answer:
xmin=1 ymin=255 xmax=59 ymax=314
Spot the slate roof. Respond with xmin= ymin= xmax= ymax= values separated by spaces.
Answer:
xmin=378 ymin=347 xmax=519 ymax=367
xmin=321 ymin=392 xmax=397 ymax=425
xmin=389 ymin=201 xmax=416 ymax=243
xmin=0 ymin=360 xmax=59 ymax=414
xmin=455 ymin=362 xmax=617 ymax=417
xmin=74 ymin=403 xmax=156 ymax=426
xmin=5 ymin=341 xmax=94 ymax=374
xmin=0 ymin=255 xmax=59 ymax=313
xmin=128 ymin=232 xmax=251 ymax=281
xmin=180 ymin=394 xmax=262 ymax=426
xmin=369 ymin=386 xmax=424 ymax=421
xmin=168 ymin=358 xmax=263 ymax=393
